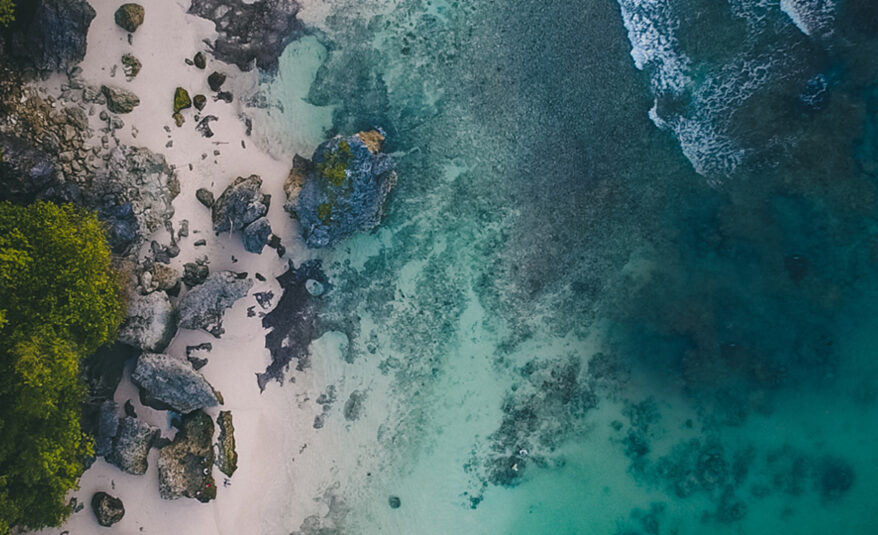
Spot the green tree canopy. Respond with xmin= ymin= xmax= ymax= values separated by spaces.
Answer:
xmin=0 ymin=0 xmax=14 ymax=27
xmin=0 ymin=202 xmax=123 ymax=533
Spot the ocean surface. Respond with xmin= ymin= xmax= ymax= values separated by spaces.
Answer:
xmin=253 ymin=0 xmax=878 ymax=532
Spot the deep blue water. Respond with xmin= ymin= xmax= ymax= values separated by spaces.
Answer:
xmin=264 ymin=0 xmax=878 ymax=532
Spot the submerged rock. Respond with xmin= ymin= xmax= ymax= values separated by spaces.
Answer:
xmin=117 ymin=291 xmax=177 ymax=352
xmin=295 ymin=130 xmax=397 ymax=248
xmin=178 ymin=271 xmax=252 ymax=337
xmin=131 ymin=353 xmax=220 ymax=413
xmin=187 ymin=0 xmax=303 ymax=72
xmin=6 ymin=0 xmax=96 ymax=75
xmin=107 ymin=416 xmax=159 ymax=475
xmin=91 ymin=492 xmax=125 ymax=527
xmin=215 ymin=411 xmax=238 ymax=477
xmin=115 ymin=3 xmax=145 ymax=33
xmin=212 ymin=175 xmax=269 ymax=233
xmin=158 ymin=411 xmax=217 ymax=502
xmin=242 ymin=216 xmax=272 ymax=253
xmin=101 ymin=85 xmax=140 ymax=114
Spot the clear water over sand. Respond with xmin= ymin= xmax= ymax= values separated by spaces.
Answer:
xmin=257 ymin=0 xmax=878 ymax=532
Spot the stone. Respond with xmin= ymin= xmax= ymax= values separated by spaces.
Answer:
xmin=94 ymin=400 xmax=119 ymax=458
xmin=295 ymin=131 xmax=397 ymax=248
xmin=186 ymin=342 xmax=212 ymax=370
xmin=193 ymin=94 xmax=207 ymax=110
xmin=196 ymin=115 xmax=219 ymax=137
xmin=6 ymin=0 xmax=96 ymax=75
xmin=215 ymin=411 xmax=238 ymax=477
xmin=131 ymin=353 xmax=220 ymax=413
xmin=173 ymin=112 xmax=185 ymax=127
xmin=121 ymin=53 xmax=142 ymax=78
xmin=388 ymin=496 xmax=401 ymax=509
xmin=194 ymin=51 xmax=207 ymax=69
xmin=150 ymin=263 xmax=181 ymax=293
xmin=91 ymin=492 xmax=125 ymax=527
xmin=282 ymin=154 xmax=312 ymax=212
xmin=188 ymin=0 xmax=302 ymax=73
xmin=178 ymin=271 xmax=252 ymax=336
xmin=101 ymin=85 xmax=140 ymax=113
xmin=343 ymin=390 xmax=366 ymax=421
xmin=158 ymin=411 xmax=217 ymax=502
xmin=115 ymin=3 xmax=145 ymax=33
xmin=173 ymin=87 xmax=192 ymax=113
xmin=117 ymin=290 xmax=177 ymax=352
xmin=196 ymin=187 xmax=215 ymax=207
xmin=212 ymin=175 xmax=269 ymax=233
xmin=183 ymin=258 xmax=210 ymax=287
xmin=242 ymin=217 xmax=272 ymax=253
xmin=107 ymin=416 xmax=159 ymax=475
xmin=207 ymin=71 xmax=226 ymax=92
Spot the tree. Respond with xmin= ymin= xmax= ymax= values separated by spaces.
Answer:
xmin=0 ymin=202 xmax=123 ymax=533
xmin=0 ymin=0 xmax=13 ymax=27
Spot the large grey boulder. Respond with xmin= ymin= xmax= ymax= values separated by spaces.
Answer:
xmin=117 ymin=291 xmax=177 ymax=352
xmin=178 ymin=271 xmax=252 ymax=337
xmin=107 ymin=416 xmax=159 ymax=475
xmin=101 ymin=85 xmax=141 ymax=114
xmin=211 ymin=175 xmax=269 ymax=233
xmin=91 ymin=492 xmax=125 ymax=527
xmin=130 ymin=353 xmax=219 ymax=413
xmin=158 ymin=411 xmax=217 ymax=502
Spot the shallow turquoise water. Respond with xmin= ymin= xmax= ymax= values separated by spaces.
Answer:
xmin=262 ymin=0 xmax=878 ymax=532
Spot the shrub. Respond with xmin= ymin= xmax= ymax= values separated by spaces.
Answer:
xmin=0 ymin=202 xmax=123 ymax=533
xmin=0 ymin=0 xmax=13 ymax=27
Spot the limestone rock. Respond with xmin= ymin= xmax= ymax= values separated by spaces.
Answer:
xmin=212 ymin=175 xmax=269 ymax=233
xmin=117 ymin=291 xmax=177 ymax=352
xmin=215 ymin=411 xmax=238 ymax=477
xmin=101 ymin=85 xmax=140 ymax=114
xmin=91 ymin=492 xmax=125 ymax=527
xmin=178 ymin=271 xmax=252 ymax=336
xmin=183 ymin=258 xmax=210 ymax=287
xmin=131 ymin=353 xmax=219 ymax=413
xmin=242 ymin=216 xmax=272 ymax=254
xmin=158 ymin=411 xmax=217 ymax=502
xmin=107 ymin=416 xmax=159 ymax=475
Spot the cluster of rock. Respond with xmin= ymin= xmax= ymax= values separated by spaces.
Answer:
xmin=289 ymin=130 xmax=397 ymax=248
xmin=200 ymin=174 xmax=279 ymax=254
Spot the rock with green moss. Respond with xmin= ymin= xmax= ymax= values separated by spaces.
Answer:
xmin=121 ymin=53 xmax=141 ymax=78
xmin=294 ymin=130 xmax=397 ymax=248
xmin=114 ymin=3 xmax=144 ymax=33
xmin=101 ymin=85 xmax=140 ymax=113
xmin=158 ymin=411 xmax=216 ymax=502
xmin=215 ymin=411 xmax=238 ymax=477
xmin=173 ymin=87 xmax=192 ymax=113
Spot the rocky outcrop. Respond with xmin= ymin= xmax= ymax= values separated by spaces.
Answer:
xmin=282 ymin=154 xmax=311 ymax=213
xmin=130 ymin=353 xmax=220 ymax=413
xmin=178 ymin=271 xmax=252 ymax=336
xmin=212 ymin=175 xmax=269 ymax=233
xmin=187 ymin=0 xmax=303 ymax=73
xmin=5 ymin=0 xmax=96 ymax=75
xmin=117 ymin=291 xmax=177 ymax=352
xmin=294 ymin=131 xmax=397 ymax=248
xmin=101 ymin=85 xmax=140 ymax=114
xmin=91 ymin=492 xmax=125 ymax=527
xmin=215 ymin=411 xmax=238 ymax=477
xmin=158 ymin=411 xmax=217 ymax=502
xmin=115 ymin=3 xmax=145 ymax=33
xmin=107 ymin=416 xmax=159 ymax=475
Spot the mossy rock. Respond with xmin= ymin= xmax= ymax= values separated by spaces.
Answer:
xmin=115 ymin=3 xmax=145 ymax=33
xmin=215 ymin=411 xmax=238 ymax=477
xmin=316 ymin=140 xmax=352 ymax=187
xmin=173 ymin=87 xmax=192 ymax=113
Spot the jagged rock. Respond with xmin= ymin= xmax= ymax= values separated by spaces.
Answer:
xmin=178 ymin=271 xmax=252 ymax=336
xmin=6 ymin=0 xmax=96 ymax=75
xmin=242 ymin=217 xmax=272 ymax=253
xmin=117 ymin=291 xmax=177 ymax=352
xmin=212 ymin=175 xmax=269 ymax=233
xmin=215 ymin=411 xmax=238 ymax=477
xmin=107 ymin=416 xmax=159 ymax=475
xmin=295 ymin=130 xmax=396 ymax=248
xmin=207 ymin=71 xmax=226 ymax=91
xmin=196 ymin=187 xmax=215 ymax=207
xmin=186 ymin=342 xmax=212 ymax=370
xmin=158 ymin=411 xmax=217 ymax=502
xmin=101 ymin=85 xmax=140 ymax=114
xmin=91 ymin=492 xmax=125 ymax=527
xmin=188 ymin=0 xmax=302 ymax=72
xmin=193 ymin=94 xmax=207 ymax=110
xmin=194 ymin=52 xmax=207 ymax=69
xmin=183 ymin=258 xmax=210 ymax=287
xmin=94 ymin=400 xmax=119 ymax=458
xmin=121 ymin=53 xmax=142 ymax=78
xmin=196 ymin=115 xmax=218 ymax=137
xmin=149 ymin=263 xmax=181 ymax=293
xmin=115 ymin=3 xmax=145 ymax=33
xmin=282 ymin=154 xmax=311 ymax=213
xmin=131 ymin=353 xmax=219 ymax=413
xmin=89 ymin=145 xmax=179 ymax=253
xmin=173 ymin=87 xmax=192 ymax=113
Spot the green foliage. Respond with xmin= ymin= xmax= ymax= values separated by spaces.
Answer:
xmin=0 ymin=0 xmax=13 ymax=27
xmin=317 ymin=140 xmax=352 ymax=187
xmin=317 ymin=202 xmax=333 ymax=223
xmin=0 ymin=202 xmax=123 ymax=533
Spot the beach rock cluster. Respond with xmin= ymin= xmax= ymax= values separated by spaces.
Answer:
xmin=210 ymin=175 xmax=275 ymax=253
xmin=187 ymin=0 xmax=303 ymax=72
xmin=4 ymin=0 xmax=96 ymax=75
xmin=292 ymin=130 xmax=397 ymax=248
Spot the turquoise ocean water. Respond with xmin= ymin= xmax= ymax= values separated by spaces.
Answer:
xmin=256 ymin=0 xmax=878 ymax=532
